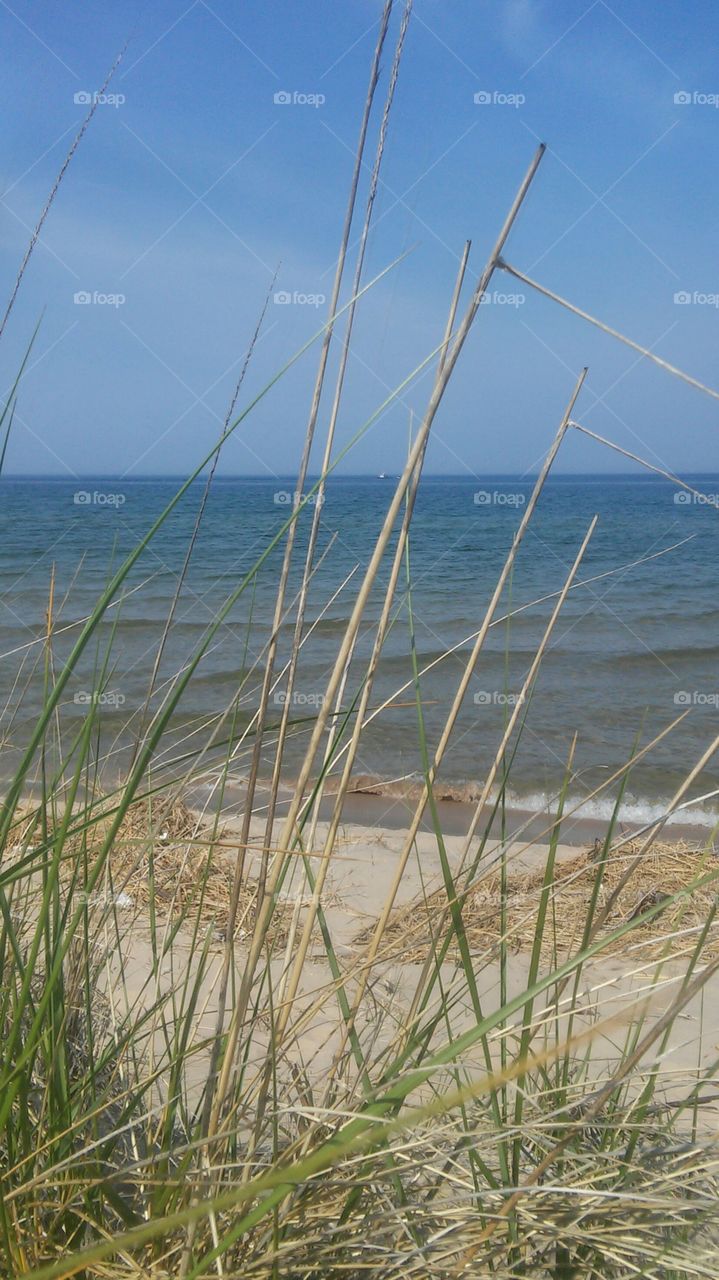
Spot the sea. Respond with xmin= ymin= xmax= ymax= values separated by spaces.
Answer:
xmin=2 ymin=473 xmax=719 ymax=831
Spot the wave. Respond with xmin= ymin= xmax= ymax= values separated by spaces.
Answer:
xmin=344 ymin=774 xmax=719 ymax=830
xmin=502 ymin=789 xmax=719 ymax=831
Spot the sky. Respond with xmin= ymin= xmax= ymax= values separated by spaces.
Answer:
xmin=1 ymin=0 xmax=719 ymax=478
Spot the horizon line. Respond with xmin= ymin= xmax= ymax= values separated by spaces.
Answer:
xmin=1 ymin=470 xmax=719 ymax=482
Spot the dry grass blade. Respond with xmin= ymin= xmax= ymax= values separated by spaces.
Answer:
xmin=207 ymin=145 xmax=548 ymax=1140
xmin=200 ymin=9 xmax=399 ymax=1147
xmin=0 ymin=45 xmax=128 ymax=343
xmin=498 ymin=256 xmax=719 ymax=403
xmin=259 ymin=0 xmax=414 ymax=860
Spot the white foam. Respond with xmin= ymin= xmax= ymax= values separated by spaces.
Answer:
xmin=503 ymin=788 xmax=719 ymax=830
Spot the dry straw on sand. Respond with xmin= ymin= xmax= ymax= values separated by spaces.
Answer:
xmin=368 ymin=840 xmax=719 ymax=964
xmin=59 ymin=795 xmax=294 ymax=940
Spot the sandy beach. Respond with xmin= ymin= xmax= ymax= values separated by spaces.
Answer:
xmin=96 ymin=796 xmax=719 ymax=1131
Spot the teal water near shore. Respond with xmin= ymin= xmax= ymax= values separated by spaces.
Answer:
xmin=2 ymin=473 xmax=719 ymax=827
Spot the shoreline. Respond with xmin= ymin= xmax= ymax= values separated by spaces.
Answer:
xmin=11 ymin=765 xmax=718 ymax=850
xmin=189 ymin=775 xmax=719 ymax=851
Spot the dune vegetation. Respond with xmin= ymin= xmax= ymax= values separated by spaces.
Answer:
xmin=2 ymin=4 xmax=719 ymax=1276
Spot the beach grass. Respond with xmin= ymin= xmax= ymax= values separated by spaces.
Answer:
xmin=3 ymin=7 xmax=719 ymax=1276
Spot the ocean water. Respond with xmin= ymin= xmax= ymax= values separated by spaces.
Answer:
xmin=2 ymin=473 xmax=719 ymax=828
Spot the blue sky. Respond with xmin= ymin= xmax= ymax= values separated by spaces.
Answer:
xmin=1 ymin=0 xmax=719 ymax=477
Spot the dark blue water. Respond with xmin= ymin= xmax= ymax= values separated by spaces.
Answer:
xmin=2 ymin=473 xmax=719 ymax=826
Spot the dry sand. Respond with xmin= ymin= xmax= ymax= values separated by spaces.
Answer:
xmin=96 ymin=804 xmax=719 ymax=1131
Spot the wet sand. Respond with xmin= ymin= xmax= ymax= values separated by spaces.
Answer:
xmin=191 ymin=775 xmax=719 ymax=849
